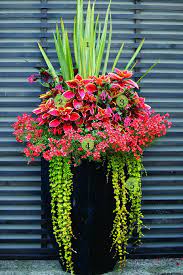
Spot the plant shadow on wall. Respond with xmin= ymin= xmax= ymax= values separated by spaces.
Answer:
xmin=12 ymin=0 xmax=171 ymax=274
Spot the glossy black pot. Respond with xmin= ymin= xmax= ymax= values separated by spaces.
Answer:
xmin=41 ymin=158 xmax=116 ymax=275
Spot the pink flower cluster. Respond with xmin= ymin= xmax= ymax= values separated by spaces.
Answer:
xmin=12 ymin=68 xmax=171 ymax=163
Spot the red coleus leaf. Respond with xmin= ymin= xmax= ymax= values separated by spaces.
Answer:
xmin=70 ymin=112 xmax=80 ymax=121
xmin=75 ymin=117 xmax=84 ymax=125
xmin=32 ymin=107 xmax=43 ymax=115
xmin=73 ymin=99 xmax=83 ymax=110
xmin=63 ymin=124 xmax=73 ymax=132
xmin=114 ymin=68 xmax=133 ymax=79
xmin=48 ymin=108 xmax=60 ymax=116
xmin=108 ymin=73 xmax=122 ymax=81
xmin=78 ymin=89 xmax=85 ymax=100
xmin=75 ymin=74 xmax=83 ymax=81
xmin=49 ymin=119 xmax=61 ymax=128
xmin=90 ymin=105 xmax=95 ymax=115
xmin=42 ymin=113 xmax=50 ymax=119
xmin=38 ymin=120 xmax=46 ymax=126
xmin=62 ymin=115 xmax=70 ymax=121
xmin=66 ymin=80 xmax=78 ymax=89
xmin=83 ymin=79 xmax=91 ymax=85
xmin=110 ymin=83 xmax=121 ymax=90
xmin=126 ymin=79 xmax=139 ymax=89
xmin=37 ymin=117 xmax=46 ymax=126
xmin=85 ymin=83 xmax=97 ymax=93
xmin=64 ymin=107 xmax=73 ymax=115
xmin=63 ymin=90 xmax=75 ymax=99
xmin=45 ymin=98 xmax=54 ymax=108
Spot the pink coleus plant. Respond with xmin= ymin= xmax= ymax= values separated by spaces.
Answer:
xmin=12 ymin=68 xmax=171 ymax=164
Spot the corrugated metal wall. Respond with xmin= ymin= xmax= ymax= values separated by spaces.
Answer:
xmin=0 ymin=0 xmax=182 ymax=259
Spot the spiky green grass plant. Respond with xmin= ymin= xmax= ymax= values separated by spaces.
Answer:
xmin=38 ymin=0 xmax=146 ymax=81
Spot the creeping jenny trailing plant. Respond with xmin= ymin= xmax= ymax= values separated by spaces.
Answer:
xmin=12 ymin=0 xmax=171 ymax=274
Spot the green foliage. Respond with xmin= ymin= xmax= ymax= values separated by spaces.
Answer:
xmin=107 ymin=153 xmax=144 ymax=269
xmin=74 ymin=0 xmax=112 ymax=77
xmin=49 ymin=156 xmax=74 ymax=274
xmin=38 ymin=1 xmax=147 ymax=80
xmin=38 ymin=43 xmax=59 ymax=83
xmin=125 ymin=38 xmax=145 ymax=70
xmin=137 ymin=60 xmax=159 ymax=84
xmin=125 ymin=154 xmax=144 ymax=242
xmin=54 ymin=20 xmax=74 ymax=80
xmin=108 ymin=154 xmax=128 ymax=268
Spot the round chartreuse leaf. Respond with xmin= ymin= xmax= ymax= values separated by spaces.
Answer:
xmin=116 ymin=95 xmax=128 ymax=108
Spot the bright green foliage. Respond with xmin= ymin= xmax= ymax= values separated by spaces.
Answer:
xmin=125 ymin=154 xmax=144 ymax=242
xmin=53 ymin=20 xmax=74 ymax=80
xmin=49 ymin=156 xmax=74 ymax=274
xmin=107 ymin=153 xmax=144 ymax=269
xmin=125 ymin=38 xmax=145 ymax=70
xmin=38 ymin=43 xmax=59 ymax=83
xmin=108 ymin=154 xmax=128 ymax=268
xmin=137 ymin=60 xmax=159 ymax=84
xmin=38 ymin=0 xmax=129 ymax=80
xmin=74 ymin=0 xmax=113 ymax=77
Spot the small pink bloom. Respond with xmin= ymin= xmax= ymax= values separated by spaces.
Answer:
xmin=124 ymin=117 xmax=131 ymax=127
xmin=55 ymin=84 xmax=63 ymax=91
xmin=100 ymin=91 xmax=107 ymax=101
xmin=28 ymin=74 xmax=38 ymax=83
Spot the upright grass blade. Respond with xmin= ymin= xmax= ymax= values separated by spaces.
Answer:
xmin=54 ymin=22 xmax=74 ymax=80
xmin=96 ymin=22 xmax=101 ymax=59
xmin=64 ymin=31 xmax=74 ymax=79
xmin=102 ymin=13 xmax=112 ymax=75
xmin=129 ymin=60 xmax=138 ymax=71
xmin=84 ymin=0 xmax=91 ymax=77
xmin=137 ymin=60 xmax=159 ymax=84
xmin=95 ymin=1 xmax=111 ymax=76
xmin=60 ymin=18 xmax=67 ymax=57
xmin=89 ymin=2 xmax=95 ymax=76
xmin=76 ymin=0 xmax=84 ymax=74
xmin=38 ymin=42 xmax=59 ymax=83
xmin=73 ymin=16 xmax=78 ymax=67
xmin=112 ymin=42 xmax=124 ymax=72
xmin=54 ymin=28 xmax=69 ymax=80
xmin=125 ymin=38 xmax=145 ymax=70
xmin=60 ymin=18 xmax=74 ymax=79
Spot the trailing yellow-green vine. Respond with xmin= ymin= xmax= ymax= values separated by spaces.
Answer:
xmin=49 ymin=156 xmax=74 ymax=274
xmin=125 ymin=154 xmax=144 ymax=243
xmin=108 ymin=154 xmax=128 ymax=268
xmin=108 ymin=153 xmax=144 ymax=269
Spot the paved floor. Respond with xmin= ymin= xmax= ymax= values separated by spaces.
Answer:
xmin=0 ymin=259 xmax=183 ymax=274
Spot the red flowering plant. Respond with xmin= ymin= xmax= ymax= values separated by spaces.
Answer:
xmin=13 ymin=69 xmax=171 ymax=164
xmin=12 ymin=0 xmax=171 ymax=274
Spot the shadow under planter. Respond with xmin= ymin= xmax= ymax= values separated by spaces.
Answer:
xmin=41 ymin=158 xmax=116 ymax=275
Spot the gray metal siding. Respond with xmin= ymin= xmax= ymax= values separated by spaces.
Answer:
xmin=0 ymin=0 xmax=182 ymax=259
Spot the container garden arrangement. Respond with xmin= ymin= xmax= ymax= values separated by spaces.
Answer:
xmin=13 ymin=0 xmax=171 ymax=274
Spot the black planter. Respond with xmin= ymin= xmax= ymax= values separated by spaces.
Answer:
xmin=41 ymin=158 xmax=116 ymax=275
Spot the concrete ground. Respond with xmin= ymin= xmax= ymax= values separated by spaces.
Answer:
xmin=0 ymin=259 xmax=183 ymax=275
